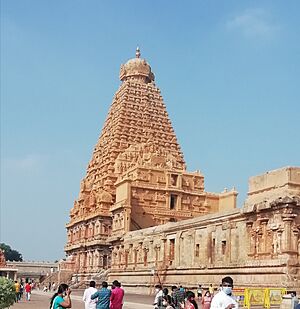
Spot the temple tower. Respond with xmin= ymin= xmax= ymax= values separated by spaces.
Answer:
xmin=85 ymin=47 xmax=184 ymax=193
xmin=64 ymin=49 xmax=237 ymax=277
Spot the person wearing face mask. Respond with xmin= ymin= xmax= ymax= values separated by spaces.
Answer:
xmin=50 ymin=283 xmax=72 ymax=309
xmin=210 ymin=277 xmax=238 ymax=309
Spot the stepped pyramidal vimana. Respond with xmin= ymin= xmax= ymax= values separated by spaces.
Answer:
xmin=62 ymin=49 xmax=300 ymax=293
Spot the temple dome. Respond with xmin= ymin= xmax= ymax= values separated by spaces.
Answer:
xmin=119 ymin=48 xmax=155 ymax=83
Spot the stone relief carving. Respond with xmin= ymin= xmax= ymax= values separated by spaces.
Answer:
xmin=114 ymin=142 xmax=185 ymax=179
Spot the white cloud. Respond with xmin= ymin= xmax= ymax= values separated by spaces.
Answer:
xmin=3 ymin=154 xmax=46 ymax=172
xmin=226 ymin=8 xmax=279 ymax=38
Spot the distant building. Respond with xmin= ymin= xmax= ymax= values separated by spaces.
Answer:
xmin=63 ymin=49 xmax=300 ymax=293
xmin=6 ymin=261 xmax=58 ymax=282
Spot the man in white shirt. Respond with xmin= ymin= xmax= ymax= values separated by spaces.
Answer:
xmin=210 ymin=276 xmax=239 ymax=309
xmin=83 ymin=280 xmax=98 ymax=309
xmin=153 ymin=284 xmax=163 ymax=309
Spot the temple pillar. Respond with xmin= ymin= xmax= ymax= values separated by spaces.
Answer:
xmin=143 ymin=248 xmax=148 ymax=267
xmin=292 ymin=229 xmax=299 ymax=252
xmin=149 ymin=240 xmax=154 ymax=265
xmin=155 ymin=246 xmax=160 ymax=267
xmin=125 ymin=249 xmax=129 ymax=268
xmin=266 ymin=230 xmax=273 ymax=255
xmin=93 ymin=250 xmax=99 ymax=269
xmin=227 ymin=225 xmax=232 ymax=263
xmin=83 ymin=252 xmax=87 ymax=271
xmin=282 ymin=216 xmax=294 ymax=252
xmin=261 ymin=220 xmax=268 ymax=253
xmin=207 ymin=232 xmax=212 ymax=264
xmin=121 ymin=246 xmax=125 ymax=268
xmin=277 ymin=230 xmax=283 ymax=254
xmin=178 ymin=174 xmax=182 ymax=188
xmin=124 ymin=208 xmax=131 ymax=233
xmin=178 ymin=194 xmax=182 ymax=210
xmin=99 ymin=253 xmax=103 ymax=268
xmin=87 ymin=251 xmax=92 ymax=271
xmin=133 ymin=248 xmax=137 ymax=268
xmin=128 ymin=245 xmax=133 ymax=266
xmin=165 ymin=192 xmax=170 ymax=209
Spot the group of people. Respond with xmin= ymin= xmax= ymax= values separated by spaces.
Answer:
xmin=84 ymin=280 xmax=124 ymax=309
xmin=49 ymin=276 xmax=238 ymax=309
xmin=153 ymin=276 xmax=239 ymax=309
xmin=50 ymin=280 xmax=124 ymax=309
xmin=154 ymin=285 xmax=193 ymax=309
xmin=14 ymin=280 xmax=32 ymax=302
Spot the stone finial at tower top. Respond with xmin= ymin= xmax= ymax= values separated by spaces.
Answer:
xmin=136 ymin=47 xmax=141 ymax=58
xmin=119 ymin=48 xmax=155 ymax=83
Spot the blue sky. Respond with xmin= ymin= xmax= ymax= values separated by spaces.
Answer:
xmin=1 ymin=0 xmax=299 ymax=261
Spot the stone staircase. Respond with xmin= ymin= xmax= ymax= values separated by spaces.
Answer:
xmin=40 ymin=272 xmax=59 ymax=289
xmin=92 ymin=268 xmax=110 ymax=282
xmin=69 ymin=269 xmax=110 ymax=289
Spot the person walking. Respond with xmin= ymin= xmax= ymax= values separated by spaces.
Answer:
xmin=91 ymin=281 xmax=111 ymax=309
xmin=14 ymin=281 xmax=21 ymax=302
xmin=19 ymin=281 xmax=24 ymax=300
xmin=197 ymin=285 xmax=202 ymax=302
xmin=83 ymin=281 xmax=98 ymax=309
xmin=210 ymin=276 xmax=238 ymax=309
xmin=202 ymin=291 xmax=213 ymax=309
xmin=50 ymin=283 xmax=72 ymax=309
xmin=25 ymin=281 xmax=32 ymax=301
xmin=110 ymin=280 xmax=124 ymax=309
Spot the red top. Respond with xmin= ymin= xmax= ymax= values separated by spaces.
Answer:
xmin=110 ymin=287 xmax=124 ymax=309
xmin=184 ymin=301 xmax=196 ymax=309
xmin=25 ymin=283 xmax=31 ymax=293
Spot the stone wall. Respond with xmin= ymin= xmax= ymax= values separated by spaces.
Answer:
xmin=109 ymin=167 xmax=300 ymax=294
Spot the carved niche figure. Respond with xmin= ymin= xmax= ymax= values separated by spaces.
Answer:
xmin=268 ymin=211 xmax=283 ymax=230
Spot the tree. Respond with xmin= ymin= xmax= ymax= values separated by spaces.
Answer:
xmin=0 ymin=277 xmax=16 ymax=309
xmin=0 ymin=243 xmax=23 ymax=262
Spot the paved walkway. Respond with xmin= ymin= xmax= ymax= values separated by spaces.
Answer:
xmin=12 ymin=290 xmax=153 ymax=309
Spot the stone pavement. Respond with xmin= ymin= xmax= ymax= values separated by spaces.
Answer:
xmin=11 ymin=290 xmax=153 ymax=309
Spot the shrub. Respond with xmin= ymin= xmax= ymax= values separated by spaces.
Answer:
xmin=0 ymin=277 xmax=16 ymax=309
